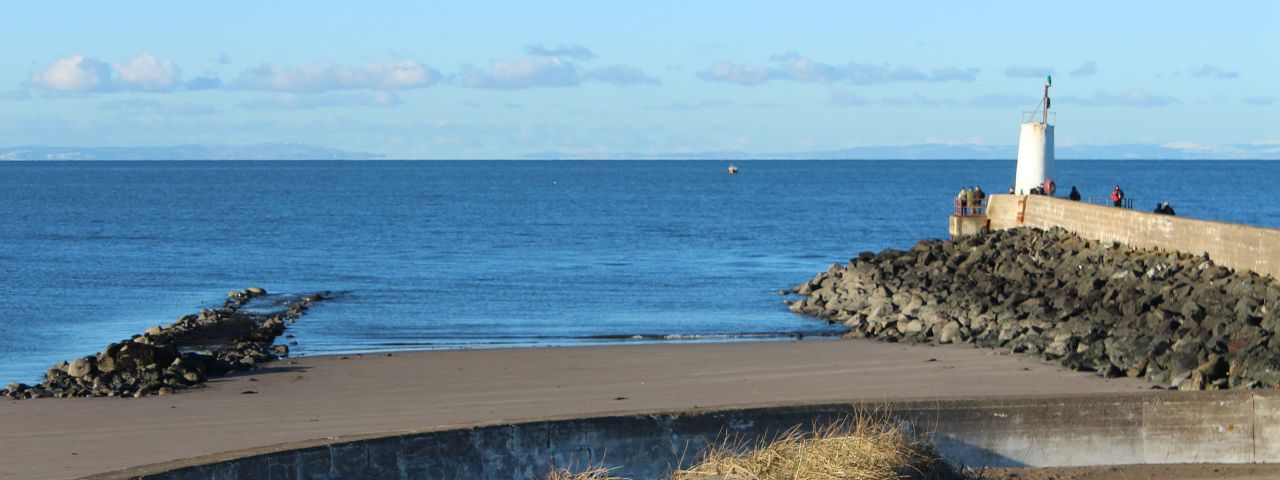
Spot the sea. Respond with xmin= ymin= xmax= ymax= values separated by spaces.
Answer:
xmin=2 ymin=160 xmax=1278 ymax=383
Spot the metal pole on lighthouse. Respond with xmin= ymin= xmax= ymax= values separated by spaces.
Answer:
xmin=1043 ymin=76 xmax=1050 ymax=125
xmin=1014 ymin=77 xmax=1055 ymax=195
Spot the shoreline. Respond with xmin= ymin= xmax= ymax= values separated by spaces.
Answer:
xmin=0 ymin=339 xmax=1151 ymax=479
xmin=3 ymin=326 xmax=850 ymax=387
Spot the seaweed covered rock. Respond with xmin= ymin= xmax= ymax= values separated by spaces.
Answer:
xmin=788 ymin=227 xmax=1280 ymax=390
xmin=8 ymin=287 xmax=332 ymax=399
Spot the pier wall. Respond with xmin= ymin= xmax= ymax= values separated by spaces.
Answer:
xmin=96 ymin=390 xmax=1280 ymax=480
xmin=983 ymin=194 xmax=1280 ymax=278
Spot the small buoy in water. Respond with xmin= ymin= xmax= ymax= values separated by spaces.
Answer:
xmin=727 ymin=165 xmax=739 ymax=174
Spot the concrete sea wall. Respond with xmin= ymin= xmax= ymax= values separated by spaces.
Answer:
xmin=984 ymin=194 xmax=1280 ymax=278
xmin=94 ymin=390 xmax=1280 ymax=480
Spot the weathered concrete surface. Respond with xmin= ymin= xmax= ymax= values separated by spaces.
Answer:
xmin=985 ymin=194 xmax=1280 ymax=278
xmin=948 ymin=214 xmax=988 ymax=238
xmin=98 ymin=390 xmax=1280 ymax=480
xmin=982 ymin=463 xmax=1280 ymax=480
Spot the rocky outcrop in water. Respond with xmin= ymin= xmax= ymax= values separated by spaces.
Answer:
xmin=788 ymin=227 xmax=1280 ymax=390
xmin=2 ymin=288 xmax=330 ymax=399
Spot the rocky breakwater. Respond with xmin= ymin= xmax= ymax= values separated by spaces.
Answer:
xmin=787 ymin=227 xmax=1280 ymax=390
xmin=2 ymin=287 xmax=331 ymax=399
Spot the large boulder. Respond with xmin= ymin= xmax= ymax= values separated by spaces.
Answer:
xmin=111 ymin=342 xmax=179 ymax=372
xmin=937 ymin=322 xmax=964 ymax=344
xmin=66 ymin=357 xmax=97 ymax=378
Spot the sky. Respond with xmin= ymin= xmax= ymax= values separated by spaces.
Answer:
xmin=1 ymin=1 xmax=1277 ymax=158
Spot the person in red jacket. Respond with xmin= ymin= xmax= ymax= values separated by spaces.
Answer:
xmin=1111 ymin=185 xmax=1125 ymax=207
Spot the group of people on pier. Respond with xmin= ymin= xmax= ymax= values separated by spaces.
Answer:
xmin=955 ymin=185 xmax=986 ymax=215
xmin=974 ymin=181 xmax=1176 ymax=216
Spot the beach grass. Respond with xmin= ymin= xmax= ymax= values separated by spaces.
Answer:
xmin=550 ymin=415 xmax=965 ymax=480
xmin=547 ymin=464 xmax=627 ymax=480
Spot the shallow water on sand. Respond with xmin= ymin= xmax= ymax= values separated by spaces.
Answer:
xmin=2 ymin=160 xmax=1277 ymax=382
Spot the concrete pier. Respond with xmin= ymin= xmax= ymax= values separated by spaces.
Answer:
xmin=977 ymin=194 xmax=1280 ymax=278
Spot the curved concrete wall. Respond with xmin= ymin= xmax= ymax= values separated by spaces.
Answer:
xmin=91 ymin=390 xmax=1280 ymax=480
xmin=985 ymin=194 xmax=1280 ymax=278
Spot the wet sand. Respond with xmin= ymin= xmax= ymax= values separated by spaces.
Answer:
xmin=0 ymin=340 xmax=1154 ymax=479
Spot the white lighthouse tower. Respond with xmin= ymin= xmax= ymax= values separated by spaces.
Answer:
xmin=1014 ymin=77 xmax=1054 ymax=195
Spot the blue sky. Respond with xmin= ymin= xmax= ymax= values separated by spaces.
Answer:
xmin=2 ymin=1 xmax=1277 ymax=158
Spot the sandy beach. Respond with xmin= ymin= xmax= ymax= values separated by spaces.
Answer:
xmin=0 ymin=339 xmax=1154 ymax=479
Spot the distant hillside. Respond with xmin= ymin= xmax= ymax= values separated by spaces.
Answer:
xmin=522 ymin=143 xmax=1280 ymax=160
xmin=0 ymin=143 xmax=381 ymax=160
xmin=4 ymin=142 xmax=1276 ymax=161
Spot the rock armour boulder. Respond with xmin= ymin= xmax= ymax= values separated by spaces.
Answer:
xmin=4 ymin=288 xmax=332 ymax=400
xmin=788 ymin=227 xmax=1280 ymax=390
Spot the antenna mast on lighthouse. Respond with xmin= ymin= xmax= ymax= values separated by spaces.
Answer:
xmin=1042 ymin=75 xmax=1051 ymax=125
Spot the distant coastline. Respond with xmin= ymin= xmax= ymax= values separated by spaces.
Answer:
xmin=0 ymin=143 xmax=381 ymax=161
xmin=4 ymin=142 xmax=1278 ymax=161
xmin=522 ymin=142 xmax=1280 ymax=161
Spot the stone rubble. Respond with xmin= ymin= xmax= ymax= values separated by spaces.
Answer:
xmin=3 ymin=288 xmax=330 ymax=399
xmin=787 ymin=227 xmax=1280 ymax=390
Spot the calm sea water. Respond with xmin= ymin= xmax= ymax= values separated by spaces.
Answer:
xmin=2 ymin=160 xmax=1278 ymax=383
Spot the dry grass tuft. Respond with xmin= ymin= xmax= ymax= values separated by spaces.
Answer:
xmin=545 ymin=415 xmax=965 ymax=480
xmin=546 ymin=465 xmax=627 ymax=480
xmin=670 ymin=416 xmax=963 ymax=480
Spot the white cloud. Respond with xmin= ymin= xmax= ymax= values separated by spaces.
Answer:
xmin=1188 ymin=64 xmax=1238 ymax=79
xmin=29 ymin=55 xmax=112 ymax=92
xmin=698 ymin=54 xmax=977 ymax=86
xmin=111 ymin=53 xmax=182 ymax=92
xmin=185 ymin=75 xmax=222 ymax=91
xmin=928 ymin=67 xmax=980 ymax=82
xmin=847 ymin=63 xmax=927 ymax=84
xmin=697 ymin=62 xmax=771 ymax=85
xmin=29 ymin=53 xmax=187 ymax=93
xmin=1069 ymin=61 xmax=1098 ymax=76
xmin=848 ymin=63 xmax=975 ymax=84
xmin=232 ymin=61 xmax=439 ymax=93
xmin=460 ymin=57 xmax=579 ymax=89
xmin=1243 ymin=96 xmax=1276 ymax=106
xmin=525 ymin=44 xmax=595 ymax=60
xmin=459 ymin=55 xmax=658 ymax=89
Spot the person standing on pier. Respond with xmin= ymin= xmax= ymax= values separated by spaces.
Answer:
xmin=1111 ymin=185 xmax=1125 ymax=207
